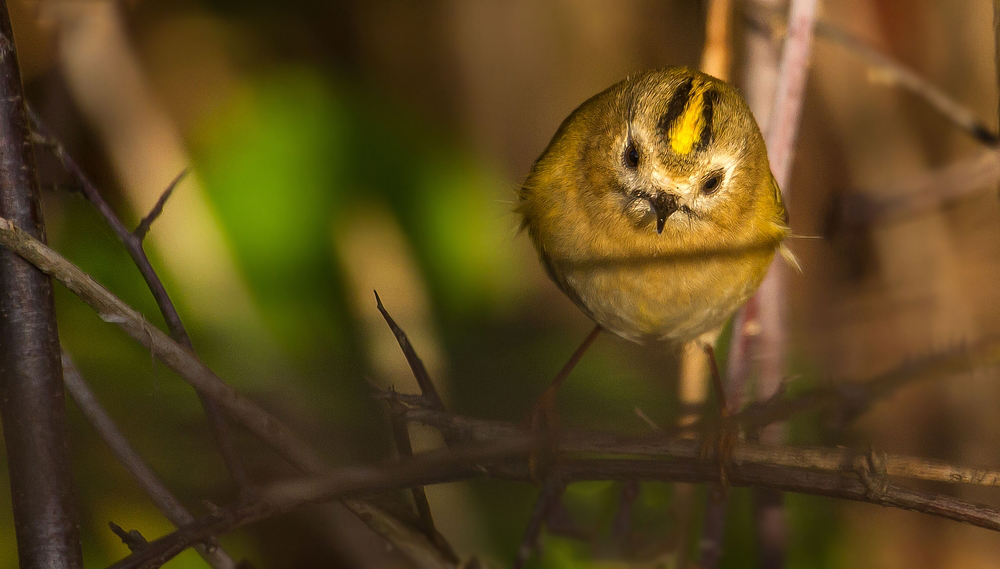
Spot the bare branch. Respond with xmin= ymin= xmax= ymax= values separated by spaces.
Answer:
xmin=0 ymin=213 xmax=449 ymax=566
xmin=0 ymin=4 xmax=83 ymax=566
xmin=28 ymin=109 xmax=253 ymax=494
xmin=388 ymin=399 xmax=459 ymax=563
xmin=63 ymin=353 xmax=239 ymax=569
xmin=375 ymin=291 xmax=447 ymax=412
xmin=817 ymin=21 xmax=998 ymax=145
xmin=103 ymin=422 xmax=1000 ymax=569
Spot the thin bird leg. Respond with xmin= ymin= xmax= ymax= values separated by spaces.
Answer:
xmin=532 ymin=325 xmax=603 ymax=420
xmin=703 ymin=343 xmax=735 ymax=490
xmin=527 ymin=325 xmax=602 ymax=474
xmin=704 ymin=344 xmax=730 ymax=417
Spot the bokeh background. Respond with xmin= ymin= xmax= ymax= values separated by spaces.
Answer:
xmin=0 ymin=0 xmax=998 ymax=567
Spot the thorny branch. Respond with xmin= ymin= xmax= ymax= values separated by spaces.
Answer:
xmin=105 ymin=408 xmax=1000 ymax=569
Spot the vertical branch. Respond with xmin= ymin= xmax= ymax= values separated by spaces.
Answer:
xmin=701 ymin=0 xmax=734 ymax=79
xmin=0 ymin=2 xmax=84 ymax=567
xmin=750 ymin=0 xmax=819 ymax=567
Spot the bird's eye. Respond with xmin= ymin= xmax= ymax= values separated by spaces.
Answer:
xmin=624 ymin=142 xmax=639 ymax=168
xmin=702 ymin=173 xmax=722 ymax=195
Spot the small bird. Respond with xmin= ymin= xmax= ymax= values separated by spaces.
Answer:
xmin=518 ymin=67 xmax=789 ymax=404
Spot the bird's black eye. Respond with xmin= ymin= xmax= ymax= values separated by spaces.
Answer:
xmin=702 ymin=173 xmax=722 ymax=195
xmin=624 ymin=141 xmax=639 ymax=168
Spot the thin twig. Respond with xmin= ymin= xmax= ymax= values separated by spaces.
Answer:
xmin=28 ymin=109 xmax=252 ymax=494
xmin=62 ymin=353 xmax=239 ymax=569
xmin=388 ymin=399 xmax=459 ymax=563
xmin=828 ymin=149 xmax=1000 ymax=230
xmin=133 ymin=169 xmax=187 ymax=241
xmin=736 ymin=336 xmax=1000 ymax=433
xmin=816 ymin=21 xmax=999 ymax=145
xmin=374 ymin=291 xmax=447 ymax=412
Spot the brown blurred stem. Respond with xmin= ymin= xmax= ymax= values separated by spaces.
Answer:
xmin=0 ymin=3 xmax=84 ymax=566
xmin=28 ymin=110 xmax=254 ymax=495
xmin=816 ymin=21 xmax=999 ymax=145
xmin=745 ymin=7 xmax=999 ymax=145
xmin=62 ymin=353 xmax=239 ymax=569
xmin=701 ymin=0 xmax=734 ymax=80
xmin=748 ymin=0 xmax=820 ymax=566
xmin=513 ymin=476 xmax=566 ymax=569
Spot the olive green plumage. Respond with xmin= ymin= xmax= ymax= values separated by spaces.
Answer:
xmin=518 ymin=67 xmax=789 ymax=345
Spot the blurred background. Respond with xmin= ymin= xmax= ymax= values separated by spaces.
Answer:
xmin=0 ymin=0 xmax=998 ymax=567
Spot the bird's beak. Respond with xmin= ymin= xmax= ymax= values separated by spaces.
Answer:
xmin=651 ymin=193 xmax=679 ymax=234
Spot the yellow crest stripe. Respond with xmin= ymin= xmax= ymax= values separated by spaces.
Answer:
xmin=668 ymin=83 xmax=707 ymax=155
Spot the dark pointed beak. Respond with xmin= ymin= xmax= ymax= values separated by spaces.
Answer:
xmin=651 ymin=193 xmax=679 ymax=234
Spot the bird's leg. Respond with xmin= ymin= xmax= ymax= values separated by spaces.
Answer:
xmin=701 ymin=343 xmax=736 ymax=490
xmin=526 ymin=325 xmax=602 ymax=475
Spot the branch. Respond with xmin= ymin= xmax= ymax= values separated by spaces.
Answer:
xmin=828 ymin=149 xmax=1000 ymax=230
xmin=28 ymin=110 xmax=252 ymax=494
xmin=0 ymin=213 xmax=449 ymax=566
xmin=816 ymin=21 xmax=998 ymax=145
xmin=133 ymin=168 xmax=187 ymax=241
xmin=103 ymin=418 xmax=1000 ymax=568
xmin=0 ymin=3 xmax=84 ymax=566
xmin=735 ymin=336 xmax=1000 ymax=433
xmin=62 ymin=354 xmax=239 ymax=569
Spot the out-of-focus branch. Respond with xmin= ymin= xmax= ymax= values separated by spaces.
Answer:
xmin=513 ymin=476 xmax=566 ymax=569
xmin=0 ymin=2 xmax=84 ymax=566
xmin=0 ymin=212 xmax=325 ymax=471
xmin=29 ymin=111 xmax=253 ymax=494
xmin=745 ymin=7 xmax=1000 ymax=146
xmin=701 ymin=0 xmax=734 ymax=80
xmin=828 ymin=149 xmax=1000 ymax=231
xmin=62 ymin=354 xmax=239 ymax=569
xmin=737 ymin=336 xmax=1000 ymax=433
xmin=746 ymin=1 xmax=820 ymax=566
xmin=816 ymin=21 xmax=999 ymax=145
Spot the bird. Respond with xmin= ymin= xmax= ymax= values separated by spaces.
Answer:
xmin=517 ymin=66 xmax=790 ymax=419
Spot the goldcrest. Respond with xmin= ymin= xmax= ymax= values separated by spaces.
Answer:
xmin=519 ymin=67 xmax=789 ymax=347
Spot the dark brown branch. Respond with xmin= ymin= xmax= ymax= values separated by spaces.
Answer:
xmin=375 ymin=291 xmax=447 ymax=412
xmin=28 ymin=110 xmax=253 ymax=494
xmin=388 ymin=399 xmax=458 ymax=564
xmin=104 ymin=423 xmax=1000 ymax=569
xmin=62 ymin=354 xmax=239 ymax=569
xmin=0 ymin=3 xmax=84 ymax=566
